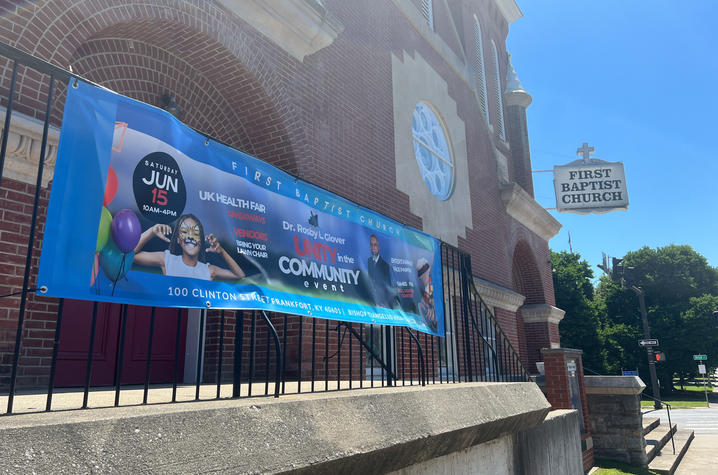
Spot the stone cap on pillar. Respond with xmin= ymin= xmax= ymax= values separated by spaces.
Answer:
xmin=522 ymin=304 xmax=566 ymax=325
xmin=584 ymin=375 xmax=646 ymax=395
xmin=541 ymin=347 xmax=583 ymax=357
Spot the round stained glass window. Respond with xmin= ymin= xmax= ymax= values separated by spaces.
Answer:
xmin=411 ymin=102 xmax=454 ymax=200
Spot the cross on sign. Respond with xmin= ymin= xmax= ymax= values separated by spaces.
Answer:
xmin=577 ymin=142 xmax=594 ymax=162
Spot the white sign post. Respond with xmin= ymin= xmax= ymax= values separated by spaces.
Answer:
xmin=553 ymin=144 xmax=629 ymax=214
xmin=698 ymin=364 xmax=709 ymax=407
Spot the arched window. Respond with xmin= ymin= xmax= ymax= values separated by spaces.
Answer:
xmin=473 ymin=15 xmax=489 ymax=124
xmin=491 ymin=40 xmax=506 ymax=140
xmin=421 ymin=0 xmax=434 ymax=30
xmin=412 ymin=102 xmax=454 ymax=200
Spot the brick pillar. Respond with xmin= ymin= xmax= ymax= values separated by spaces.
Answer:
xmin=520 ymin=303 xmax=564 ymax=373
xmin=542 ymin=348 xmax=594 ymax=472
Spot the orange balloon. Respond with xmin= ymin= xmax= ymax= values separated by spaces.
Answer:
xmin=103 ymin=166 xmax=118 ymax=206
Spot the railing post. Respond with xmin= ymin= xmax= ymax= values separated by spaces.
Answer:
xmin=259 ymin=311 xmax=282 ymax=398
xmin=406 ymin=329 xmax=426 ymax=386
xmin=6 ymin=72 xmax=54 ymax=414
xmin=459 ymin=255 xmax=473 ymax=381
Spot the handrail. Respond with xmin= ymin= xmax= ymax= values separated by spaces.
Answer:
xmin=340 ymin=322 xmax=395 ymax=384
xmin=405 ymin=328 xmax=426 ymax=386
xmin=641 ymin=393 xmax=675 ymax=455
xmin=259 ymin=311 xmax=283 ymax=398
xmin=461 ymin=259 xmax=531 ymax=382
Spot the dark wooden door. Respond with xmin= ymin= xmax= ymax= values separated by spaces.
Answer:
xmin=55 ymin=300 xmax=187 ymax=387
xmin=120 ymin=305 xmax=187 ymax=385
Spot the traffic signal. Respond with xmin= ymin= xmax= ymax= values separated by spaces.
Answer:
xmin=611 ymin=258 xmax=623 ymax=282
xmin=654 ymin=352 xmax=666 ymax=362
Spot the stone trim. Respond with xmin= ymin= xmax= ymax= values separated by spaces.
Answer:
xmin=520 ymin=303 xmax=565 ymax=325
xmin=473 ymin=276 xmax=525 ymax=312
xmin=584 ymin=375 xmax=646 ymax=396
xmin=504 ymin=90 xmax=532 ymax=108
xmin=391 ymin=0 xmax=472 ymax=88
xmin=0 ymin=107 xmax=60 ymax=187
xmin=494 ymin=148 xmax=510 ymax=184
xmin=218 ymin=0 xmax=343 ymax=61
xmin=493 ymin=0 xmax=522 ymax=24
xmin=500 ymin=182 xmax=562 ymax=241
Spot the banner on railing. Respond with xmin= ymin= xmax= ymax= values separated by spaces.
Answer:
xmin=38 ymin=81 xmax=445 ymax=336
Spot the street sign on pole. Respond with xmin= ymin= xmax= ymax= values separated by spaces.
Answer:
xmin=693 ymin=354 xmax=708 ymax=361
xmin=639 ymin=339 xmax=659 ymax=347
xmin=698 ymin=365 xmax=710 ymax=407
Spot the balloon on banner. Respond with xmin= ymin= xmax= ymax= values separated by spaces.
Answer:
xmin=96 ymin=207 xmax=112 ymax=252
xmin=111 ymin=209 xmax=141 ymax=253
xmin=90 ymin=253 xmax=99 ymax=287
xmin=99 ymin=239 xmax=134 ymax=282
xmin=103 ymin=166 xmax=118 ymax=206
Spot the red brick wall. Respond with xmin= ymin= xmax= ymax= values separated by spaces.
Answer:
xmin=0 ymin=177 xmax=60 ymax=390
xmin=542 ymin=351 xmax=570 ymax=409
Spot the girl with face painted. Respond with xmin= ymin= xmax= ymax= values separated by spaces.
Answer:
xmin=133 ymin=214 xmax=245 ymax=281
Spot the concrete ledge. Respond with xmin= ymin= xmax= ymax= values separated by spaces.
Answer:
xmin=517 ymin=410 xmax=583 ymax=475
xmin=0 ymin=383 xmax=549 ymax=474
xmin=585 ymin=376 xmax=646 ymax=395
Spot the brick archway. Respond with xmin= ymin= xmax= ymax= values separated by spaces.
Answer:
xmin=511 ymin=240 xmax=545 ymax=305
xmin=0 ymin=0 xmax=307 ymax=174
xmin=0 ymin=1 xmax=313 ymax=388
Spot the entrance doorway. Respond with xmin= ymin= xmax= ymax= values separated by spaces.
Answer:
xmin=54 ymin=300 xmax=188 ymax=387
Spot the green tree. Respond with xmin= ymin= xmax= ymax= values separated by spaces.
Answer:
xmin=551 ymin=251 xmax=605 ymax=372
xmin=599 ymin=245 xmax=718 ymax=395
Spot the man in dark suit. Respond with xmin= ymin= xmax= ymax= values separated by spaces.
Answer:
xmin=368 ymin=234 xmax=392 ymax=307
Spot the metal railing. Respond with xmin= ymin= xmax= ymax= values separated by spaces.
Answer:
xmin=0 ymin=41 xmax=530 ymax=416
xmin=641 ymin=393 xmax=676 ymax=455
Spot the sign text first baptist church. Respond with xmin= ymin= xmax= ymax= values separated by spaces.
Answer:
xmin=553 ymin=143 xmax=629 ymax=214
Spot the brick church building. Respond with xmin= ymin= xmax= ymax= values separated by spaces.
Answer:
xmin=0 ymin=0 xmax=563 ymax=390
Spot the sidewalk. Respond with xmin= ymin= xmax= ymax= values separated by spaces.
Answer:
xmin=675 ymin=433 xmax=718 ymax=474
xmin=674 ymin=370 xmax=718 ymax=474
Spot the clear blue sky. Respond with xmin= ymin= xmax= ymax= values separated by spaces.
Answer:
xmin=507 ymin=1 xmax=718 ymax=277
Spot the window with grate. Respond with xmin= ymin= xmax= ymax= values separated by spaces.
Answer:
xmin=491 ymin=40 xmax=506 ymax=141
xmin=421 ymin=0 xmax=434 ymax=30
xmin=473 ymin=15 xmax=489 ymax=125
xmin=412 ymin=102 xmax=454 ymax=200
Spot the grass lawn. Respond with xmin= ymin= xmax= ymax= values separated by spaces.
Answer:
xmin=640 ymin=382 xmax=714 ymax=409
xmin=641 ymin=399 xmax=709 ymax=409
xmin=593 ymin=458 xmax=659 ymax=474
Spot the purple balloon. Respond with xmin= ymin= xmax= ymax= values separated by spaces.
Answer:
xmin=111 ymin=209 xmax=142 ymax=253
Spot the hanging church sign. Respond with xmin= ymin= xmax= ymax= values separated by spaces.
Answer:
xmin=37 ymin=81 xmax=445 ymax=336
xmin=553 ymin=143 xmax=629 ymax=214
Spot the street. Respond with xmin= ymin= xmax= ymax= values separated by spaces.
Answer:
xmin=650 ymin=407 xmax=718 ymax=434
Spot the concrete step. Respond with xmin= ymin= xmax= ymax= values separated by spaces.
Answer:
xmin=647 ymin=428 xmax=694 ymax=475
xmin=643 ymin=417 xmax=660 ymax=436
xmin=645 ymin=422 xmax=677 ymax=463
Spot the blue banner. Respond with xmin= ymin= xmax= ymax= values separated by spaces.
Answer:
xmin=38 ymin=82 xmax=445 ymax=336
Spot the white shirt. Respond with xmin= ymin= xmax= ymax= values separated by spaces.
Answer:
xmin=164 ymin=250 xmax=211 ymax=280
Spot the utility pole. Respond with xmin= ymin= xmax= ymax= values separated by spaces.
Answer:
xmin=600 ymin=254 xmax=662 ymax=409
xmin=632 ymin=285 xmax=661 ymax=409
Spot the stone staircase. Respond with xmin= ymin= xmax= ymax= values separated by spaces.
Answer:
xmin=643 ymin=416 xmax=694 ymax=474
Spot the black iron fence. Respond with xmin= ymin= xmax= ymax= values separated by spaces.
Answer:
xmin=0 ymin=41 xmax=529 ymax=416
